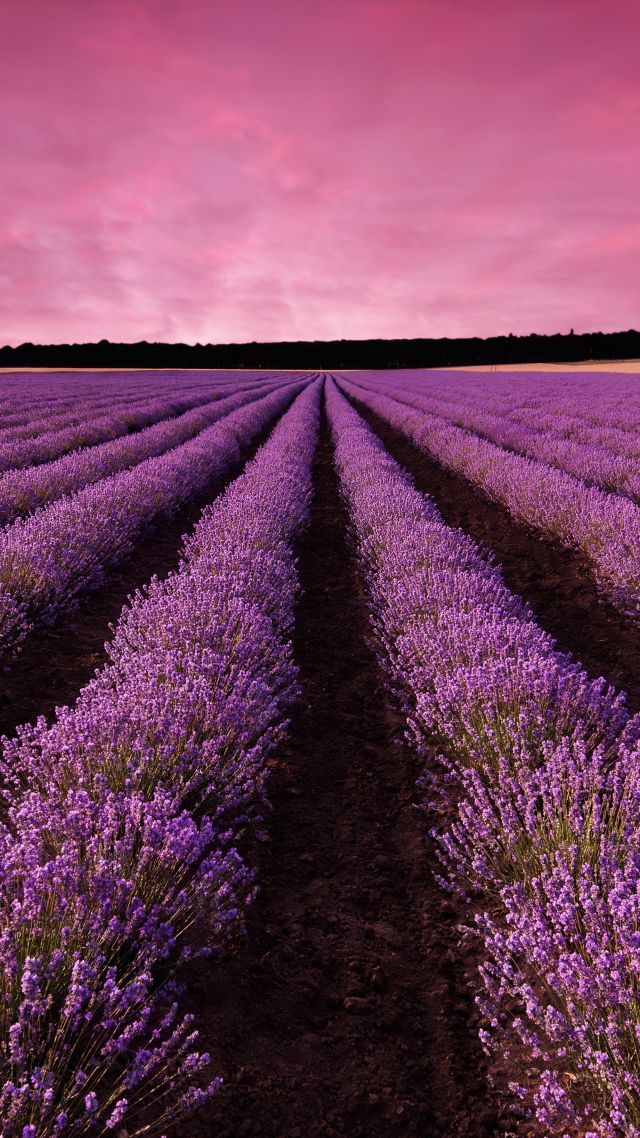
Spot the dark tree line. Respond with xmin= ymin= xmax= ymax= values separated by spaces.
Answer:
xmin=1 ymin=329 xmax=640 ymax=370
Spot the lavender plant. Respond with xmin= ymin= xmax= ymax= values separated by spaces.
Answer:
xmin=325 ymin=379 xmax=640 ymax=1135
xmin=0 ymin=379 xmax=321 ymax=1136
xmin=0 ymin=381 xmax=307 ymax=658
xmin=0 ymin=389 xmax=218 ymax=475
xmin=0 ymin=371 xmax=291 ymax=456
xmin=346 ymin=371 xmax=640 ymax=501
xmin=337 ymin=376 xmax=640 ymax=623
xmin=0 ymin=379 xmax=288 ymax=525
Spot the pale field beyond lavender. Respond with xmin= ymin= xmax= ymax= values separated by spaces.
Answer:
xmin=448 ymin=358 xmax=640 ymax=371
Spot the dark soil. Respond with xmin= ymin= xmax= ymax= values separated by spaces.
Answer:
xmin=0 ymin=415 xmax=281 ymax=739
xmin=187 ymin=423 xmax=500 ymax=1138
xmin=346 ymin=391 xmax=640 ymax=716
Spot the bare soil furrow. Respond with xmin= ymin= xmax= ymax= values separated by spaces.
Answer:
xmin=186 ymin=418 xmax=497 ymax=1138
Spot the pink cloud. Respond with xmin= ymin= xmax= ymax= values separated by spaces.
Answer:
xmin=1 ymin=0 xmax=639 ymax=344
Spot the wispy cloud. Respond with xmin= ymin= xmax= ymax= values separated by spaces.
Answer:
xmin=1 ymin=0 xmax=639 ymax=343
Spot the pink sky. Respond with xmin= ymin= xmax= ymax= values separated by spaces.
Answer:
xmin=1 ymin=0 xmax=639 ymax=345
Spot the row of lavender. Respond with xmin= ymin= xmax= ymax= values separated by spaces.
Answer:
xmin=0 ymin=378 xmax=293 ymax=525
xmin=0 ymin=371 xmax=223 ymax=431
xmin=0 ymin=372 xmax=296 ymax=471
xmin=0 ymin=376 xmax=236 ymax=439
xmin=0 ymin=370 xmax=283 ymax=422
xmin=348 ymin=370 xmax=640 ymax=501
xmin=337 ymin=376 xmax=640 ymax=623
xmin=0 ymin=391 xmax=174 ymax=444
xmin=0 ymin=379 xmax=321 ymax=1137
xmin=370 ymin=368 xmax=640 ymax=439
xmin=432 ymin=376 xmax=640 ymax=458
xmin=0 ymin=390 xmax=213 ymax=473
xmin=0 ymin=380 xmax=306 ymax=659
xmin=0 ymin=384 xmax=232 ymax=447
xmin=326 ymin=379 xmax=640 ymax=1136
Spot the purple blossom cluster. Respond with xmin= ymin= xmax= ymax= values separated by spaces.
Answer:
xmin=0 ymin=381 xmax=306 ymax=658
xmin=0 ymin=380 xmax=227 ymax=442
xmin=0 ymin=390 xmax=219 ymax=475
xmin=326 ymin=378 xmax=640 ymax=1136
xmin=0 ymin=378 xmax=321 ymax=1136
xmin=0 ymin=371 xmax=293 ymax=465
xmin=0 ymin=378 xmax=290 ymax=525
xmin=336 ymin=376 xmax=640 ymax=623
xmin=0 ymin=369 xmax=278 ymax=420
xmin=344 ymin=368 xmax=640 ymax=445
xmin=0 ymin=394 xmax=155 ymax=445
xmin=362 ymin=376 xmax=640 ymax=502
xmin=443 ymin=381 xmax=640 ymax=462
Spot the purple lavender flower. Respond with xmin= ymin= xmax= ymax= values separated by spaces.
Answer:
xmin=337 ymin=371 xmax=640 ymax=623
xmin=0 ymin=380 xmax=308 ymax=658
xmin=0 ymin=380 xmax=321 ymax=1134
xmin=325 ymin=376 xmax=640 ymax=1135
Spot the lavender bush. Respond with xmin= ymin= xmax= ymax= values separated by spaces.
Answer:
xmin=344 ymin=367 xmax=640 ymax=442
xmin=326 ymin=378 xmax=640 ymax=1135
xmin=0 ymin=378 xmax=321 ymax=1136
xmin=337 ymin=376 xmax=640 ymax=623
xmin=0 ymin=390 xmax=217 ymax=475
xmin=0 ymin=380 xmax=306 ymax=658
xmin=0 ymin=371 xmax=292 ymax=457
xmin=0 ymin=379 xmax=287 ymax=525
xmin=346 ymin=371 xmax=640 ymax=501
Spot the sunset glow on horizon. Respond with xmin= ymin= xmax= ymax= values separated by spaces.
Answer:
xmin=2 ymin=0 xmax=639 ymax=345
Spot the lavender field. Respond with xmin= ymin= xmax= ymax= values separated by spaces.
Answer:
xmin=2 ymin=367 xmax=640 ymax=1138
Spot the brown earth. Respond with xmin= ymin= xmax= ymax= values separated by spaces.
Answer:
xmin=346 ymin=393 xmax=640 ymax=716
xmin=184 ymin=422 xmax=505 ymax=1138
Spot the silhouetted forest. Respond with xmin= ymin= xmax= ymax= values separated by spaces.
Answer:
xmin=1 ymin=329 xmax=640 ymax=370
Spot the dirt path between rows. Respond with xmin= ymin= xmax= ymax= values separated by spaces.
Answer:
xmin=347 ymin=394 xmax=640 ymax=716
xmin=0 ymin=416 xmax=281 ymax=739
xmin=186 ymin=421 xmax=499 ymax=1138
